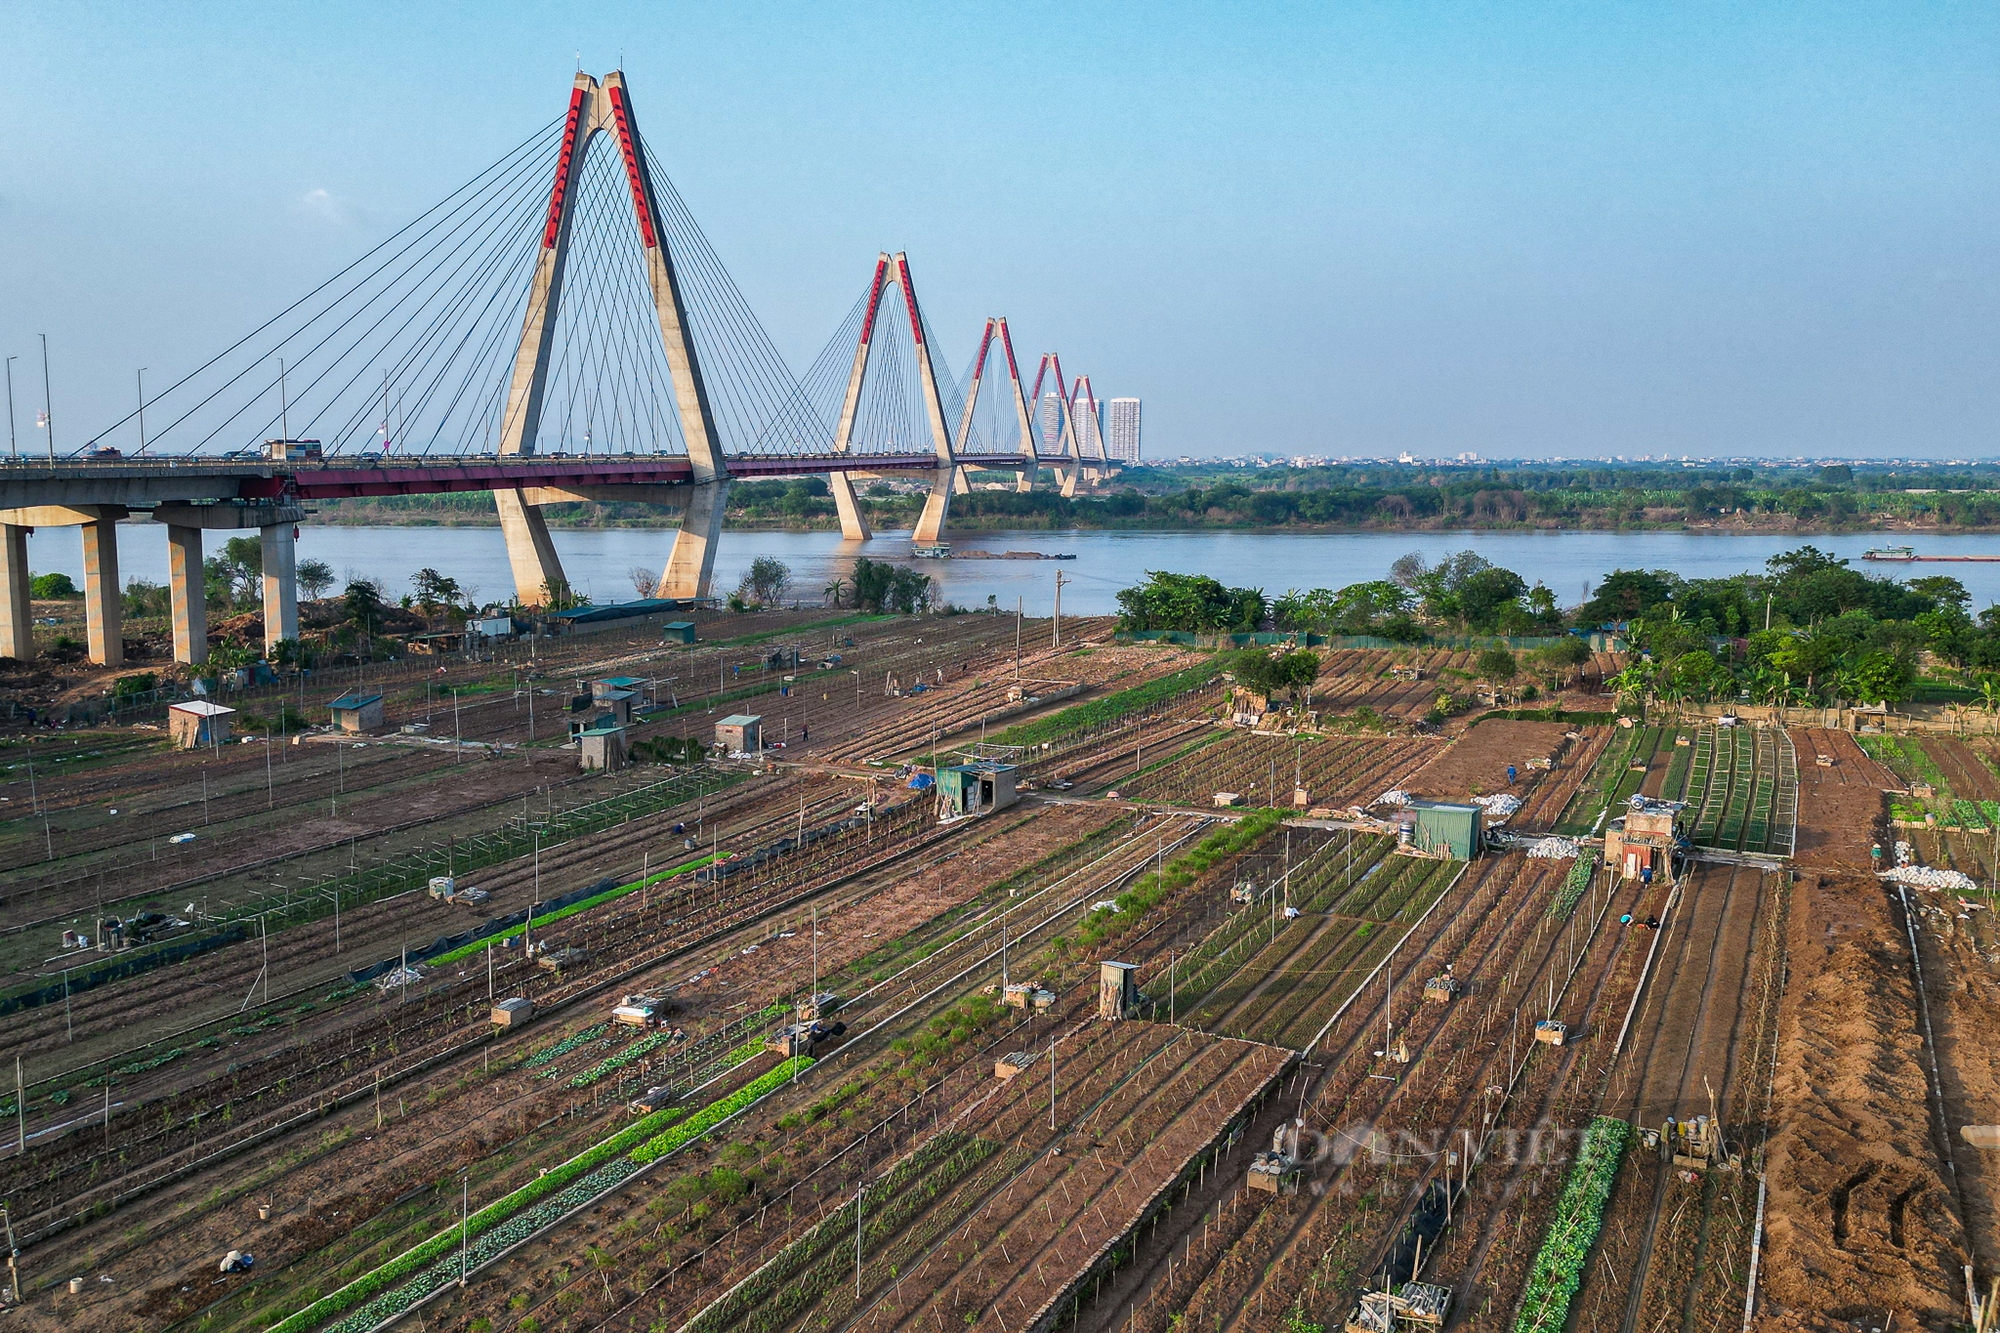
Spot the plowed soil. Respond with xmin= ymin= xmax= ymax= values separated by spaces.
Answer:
xmin=1790 ymin=728 xmax=1892 ymax=871
xmin=1754 ymin=872 xmax=1969 ymax=1331
xmin=1398 ymin=718 xmax=1574 ymax=802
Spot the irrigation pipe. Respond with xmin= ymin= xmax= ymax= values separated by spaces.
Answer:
xmin=1742 ymin=1175 xmax=1767 ymax=1332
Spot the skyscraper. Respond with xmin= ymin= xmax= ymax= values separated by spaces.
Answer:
xmin=1106 ymin=398 xmax=1142 ymax=462
xmin=1037 ymin=392 xmax=1063 ymax=451
xmin=1070 ymin=378 xmax=1104 ymax=459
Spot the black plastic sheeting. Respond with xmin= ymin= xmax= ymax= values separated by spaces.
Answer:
xmin=1370 ymin=1180 xmax=1450 ymax=1290
xmin=346 ymin=877 xmax=617 ymax=984
xmin=0 ymin=925 xmax=250 ymax=1016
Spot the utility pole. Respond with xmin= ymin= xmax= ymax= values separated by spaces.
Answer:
xmin=3 ymin=1206 xmax=18 ymax=1305
xmin=39 ymin=334 xmax=53 ymax=460
xmin=4 ymin=355 xmax=17 ymax=459
xmin=1015 ymin=597 xmax=1023 ymax=680
xmin=459 ymin=1175 xmax=469 ymax=1287
xmin=1050 ymin=1030 xmax=1058 ymax=1130
xmin=1053 ymin=571 xmax=1069 ymax=648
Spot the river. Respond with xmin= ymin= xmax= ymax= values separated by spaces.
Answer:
xmin=26 ymin=525 xmax=2000 ymax=617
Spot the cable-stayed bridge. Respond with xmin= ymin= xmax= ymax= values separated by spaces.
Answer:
xmin=2 ymin=70 xmax=1116 ymax=667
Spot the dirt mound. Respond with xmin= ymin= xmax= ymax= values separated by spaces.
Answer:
xmin=1755 ymin=873 xmax=1968 ymax=1331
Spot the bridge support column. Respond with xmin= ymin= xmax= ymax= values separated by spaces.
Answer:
xmin=829 ymin=473 xmax=871 ymax=542
xmin=260 ymin=523 xmax=298 ymax=654
xmin=0 ymin=525 xmax=32 ymax=660
xmin=80 ymin=512 xmax=123 ymax=667
xmin=662 ymin=482 xmax=728 ymax=600
xmin=166 ymin=524 xmax=207 ymax=666
xmin=495 ymin=490 xmax=567 ymax=607
xmin=911 ymin=472 xmax=952 ymax=547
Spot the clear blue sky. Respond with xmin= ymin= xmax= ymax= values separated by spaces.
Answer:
xmin=1 ymin=1 xmax=1995 ymax=460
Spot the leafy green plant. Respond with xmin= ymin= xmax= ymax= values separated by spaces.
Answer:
xmin=1513 ymin=1116 xmax=1629 ymax=1332
xmin=1547 ymin=850 xmax=1601 ymax=919
xmin=996 ymin=662 xmax=1223 ymax=750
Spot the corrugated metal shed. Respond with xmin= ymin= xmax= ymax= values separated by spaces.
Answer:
xmin=1409 ymin=801 xmax=1482 ymax=860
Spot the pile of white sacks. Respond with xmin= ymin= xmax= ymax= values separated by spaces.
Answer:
xmin=1473 ymin=793 xmax=1523 ymax=820
xmin=1526 ymin=836 xmax=1580 ymax=859
xmin=1883 ymin=864 xmax=1979 ymax=894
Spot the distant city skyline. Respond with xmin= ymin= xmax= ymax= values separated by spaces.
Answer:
xmin=1 ymin=3 xmax=1995 ymax=460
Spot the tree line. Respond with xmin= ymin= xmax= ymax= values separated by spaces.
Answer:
xmin=1117 ymin=544 xmax=1998 ymax=709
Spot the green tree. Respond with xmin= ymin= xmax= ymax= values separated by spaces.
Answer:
xmin=1475 ymin=647 xmax=1518 ymax=698
xmin=739 ymin=556 xmax=791 ymax=606
xmin=410 ymin=567 xmax=464 ymax=616
xmin=29 ymin=572 xmax=77 ymax=599
xmin=297 ymin=558 xmax=335 ymax=600
xmin=343 ymin=579 xmax=385 ymax=652
xmin=1115 ymin=571 xmax=1265 ymax=633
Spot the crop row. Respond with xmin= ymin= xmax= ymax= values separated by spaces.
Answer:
xmin=567 ymin=1029 xmax=678 ymax=1089
xmin=680 ymin=1131 xmax=998 ymax=1333
xmin=1512 ymin=1115 xmax=1630 ymax=1333
xmin=1072 ymin=810 xmax=1283 ymax=953
xmin=997 ymin=662 xmax=1224 ymax=750
xmin=268 ymin=1057 xmax=812 ymax=1333
xmin=1554 ymin=726 xmax=1660 ymax=834
xmin=1546 ymin=850 xmax=1599 ymax=919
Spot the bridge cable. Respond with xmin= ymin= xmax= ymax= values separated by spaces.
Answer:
xmin=103 ymin=116 xmax=563 ymax=455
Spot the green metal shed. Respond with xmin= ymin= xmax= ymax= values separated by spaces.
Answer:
xmin=1408 ymin=801 xmax=1482 ymax=860
xmin=663 ymin=621 xmax=697 ymax=644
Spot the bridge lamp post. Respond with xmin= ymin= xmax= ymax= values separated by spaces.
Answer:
xmin=136 ymin=368 xmax=147 ymax=453
xmin=5 ymin=356 xmax=16 ymax=460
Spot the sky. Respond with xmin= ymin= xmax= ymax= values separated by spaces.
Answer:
xmin=0 ymin=0 xmax=1995 ymax=461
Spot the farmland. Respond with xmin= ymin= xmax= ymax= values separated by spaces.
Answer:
xmin=0 ymin=610 xmax=1986 ymax=1333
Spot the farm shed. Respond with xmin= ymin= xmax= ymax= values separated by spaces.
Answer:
xmin=470 ymin=615 xmax=514 ymax=639
xmin=578 ymin=724 xmax=627 ymax=772
xmin=591 ymin=688 xmax=637 ymax=726
xmin=1404 ymin=801 xmax=1482 ymax=860
xmin=1605 ymin=794 xmax=1688 ymax=882
xmin=328 ymin=692 xmax=385 ymax=733
xmin=662 ymin=620 xmax=697 ymax=644
xmin=1098 ymin=961 xmax=1139 ymax=1020
xmin=938 ymin=761 xmax=1018 ymax=817
xmin=551 ymin=598 xmax=689 ymax=634
xmin=168 ymin=700 xmax=234 ymax=749
xmin=716 ymin=714 xmax=762 ymax=753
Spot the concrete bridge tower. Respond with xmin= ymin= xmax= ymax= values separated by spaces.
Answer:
xmin=493 ymin=71 xmax=730 ymax=604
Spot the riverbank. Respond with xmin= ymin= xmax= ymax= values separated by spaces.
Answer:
xmin=305 ymin=498 xmax=2000 ymax=538
xmin=33 ymin=526 xmax=2000 ymax=618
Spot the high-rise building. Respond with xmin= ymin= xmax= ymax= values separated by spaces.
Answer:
xmin=1037 ymin=392 xmax=1064 ymax=451
xmin=1106 ymin=398 xmax=1141 ymax=462
xmin=1070 ymin=379 xmax=1104 ymax=459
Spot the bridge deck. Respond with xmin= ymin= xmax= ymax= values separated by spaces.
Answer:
xmin=0 ymin=452 xmax=1073 ymax=507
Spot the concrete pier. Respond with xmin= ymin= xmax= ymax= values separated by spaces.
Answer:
xmin=80 ymin=510 xmax=124 ymax=667
xmin=260 ymin=522 xmax=298 ymax=652
xmin=662 ymin=482 xmax=728 ymax=598
xmin=0 ymin=525 xmax=31 ymax=660
xmin=166 ymin=523 xmax=206 ymax=666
